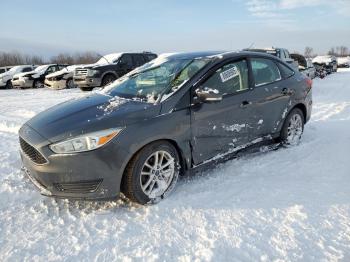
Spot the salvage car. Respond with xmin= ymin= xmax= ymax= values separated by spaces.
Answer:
xmin=337 ymin=57 xmax=350 ymax=68
xmin=0 ymin=66 xmax=13 ymax=74
xmin=12 ymin=64 xmax=68 ymax=89
xmin=45 ymin=65 xmax=81 ymax=89
xmin=312 ymin=55 xmax=337 ymax=74
xmin=244 ymin=47 xmax=298 ymax=70
xmin=291 ymin=54 xmax=316 ymax=79
xmin=0 ymin=65 xmax=36 ymax=89
xmin=74 ymin=52 xmax=157 ymax=91
xmin=19 ymin=51 xmax=312 ymax=205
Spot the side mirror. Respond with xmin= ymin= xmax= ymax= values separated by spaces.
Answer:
xmin=195 ymin=88 xmax=222 ymax=103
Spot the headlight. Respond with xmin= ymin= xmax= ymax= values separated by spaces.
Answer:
xmin=87 ymin=69 xmax=99 ymax=77
xmin=49 ymin=128 xmax=123 ymax=154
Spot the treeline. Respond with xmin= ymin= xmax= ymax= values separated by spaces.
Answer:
xmin=0 ymin=51 xmax=100 ymax=67
xmin=303 ymin=46 xmax=350 ymax=58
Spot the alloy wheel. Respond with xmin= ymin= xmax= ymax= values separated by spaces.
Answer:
xmin=286 ymin=113 xmax=303 ymax=145
xmin=140 ymin=150 xmax=175 ymax=198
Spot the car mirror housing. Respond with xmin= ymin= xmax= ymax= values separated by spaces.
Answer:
xmin=195 ymin=88 xmax=222 ymax=103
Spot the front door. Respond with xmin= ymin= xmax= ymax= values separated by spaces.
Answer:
xmin=190 ymin=58 xmax=256 ymax=165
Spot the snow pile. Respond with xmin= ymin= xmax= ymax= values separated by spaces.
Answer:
xmin=0 ymin=70 xmax=350 ymax=260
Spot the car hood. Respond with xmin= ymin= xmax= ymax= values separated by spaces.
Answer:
xmin=25 ymin=93 xmax=160 ymax=143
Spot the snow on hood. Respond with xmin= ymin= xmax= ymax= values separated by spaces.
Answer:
xmin=0 ymin=66 xmax=27 ymax=78
xmin=312 ymin=56 xmax=334 ymax=64
xmin=96 ymin=53 xmax=123 ymax=65
xmin=46 ymin=65 xmax=80 ymax=78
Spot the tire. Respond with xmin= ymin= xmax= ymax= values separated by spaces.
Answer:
xmin=121 ymin=141 xmax=180 ymax=205
xmin=280 ymin=108 xmax=304 ymax=146
xmin=5 ymin=80 xmax=13 ymax=89
xmin=66 ymin=78 xmax=75 ymax=89
xmin=33 ymin=80 xmax=44 ymax=89
xmin=79 ymin=86 xmax=94 ymax=92
xmin=101 ymin=74 xmax=116 ymax=87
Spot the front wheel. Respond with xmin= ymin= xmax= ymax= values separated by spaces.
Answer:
xmin=101 ymin=74 xmax=116 ymax=87
xmin=5 ymin=80 xmax=13 ymax=89
xmin=66 ymin=78 xmax=75 ymax=89
xmin=121 ymin=141 xmax=180 ymax=205
xmin=280 ymin=108 xmax=304 ymax=146
xmin=33 ymin=80 xmax=44 ymax=88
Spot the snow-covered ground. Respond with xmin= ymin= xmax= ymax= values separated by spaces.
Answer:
xmin=1 ymin=70 xmax=350 ymax=261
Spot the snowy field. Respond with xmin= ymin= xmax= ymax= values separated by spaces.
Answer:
xmin=0 ymin=69 xmax=350 ymax=261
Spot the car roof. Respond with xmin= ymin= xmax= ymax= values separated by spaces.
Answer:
xmin=162 ymin=51 xmax=281 ymax=61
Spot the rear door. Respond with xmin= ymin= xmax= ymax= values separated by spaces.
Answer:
xmin=118 ymin=54 xmax=134 ymax=75
xmin=247 ymin=57 xmax=293 ymax=138
xmin=190 ymin=58 xmax=257 ymax=165
xmin=133 ymin=54 xmax=146 ymax=68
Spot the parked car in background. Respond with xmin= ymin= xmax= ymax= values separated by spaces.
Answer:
xmin=45 ymin=65 xmax=81 ymax=89
xmin=337 ymin=57 xmax=350 ymax=68
xmin=290 ymin=53 xmax=316 ymax=79
xmin=19 ymin=51 xmax=312 ymax=205
xmin=0 ymin=65 xmax=36 ymax=89
xmin=0 ymin=66 xmax=13 ymax=74
xmin=12 ymin=64 xmax=68 ymax=89
xmin=312 ymin=55 xmax=337 ymax=74
xmin=244 ymin=47 xmax=298 ymax=70
xmin=74 ymin=52 xmax=157 ymax=91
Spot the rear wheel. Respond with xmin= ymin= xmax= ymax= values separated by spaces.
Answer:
xmin=121 ymin=141 xmax=180 ymax=205
xmin=5 ymin=80 xmax=13 ymax=89
xmin=280 ymin=108 xmax=304 ymax=146
xmin=101 ymin=74 xmax=116 ymax=87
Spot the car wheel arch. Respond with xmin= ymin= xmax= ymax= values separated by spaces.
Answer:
xmin=119 ymin=138 xmax=188 ymax=192
xmin=292 ymin=103 xmax=307 ymax=123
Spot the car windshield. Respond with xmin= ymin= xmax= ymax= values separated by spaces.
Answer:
xmin=103 ymin=57 xmax=210 ymax=102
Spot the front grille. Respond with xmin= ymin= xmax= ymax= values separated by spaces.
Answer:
xmin=19 ymin=137 xmax=47 ymax=164
xmin=75 ymin=68 xmax=88 ymax=76
xmin=54 ymin=179 xmax=103 ymax=193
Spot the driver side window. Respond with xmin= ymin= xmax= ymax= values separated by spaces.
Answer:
xmin=201 ymin=59 xmax=249 ymax=96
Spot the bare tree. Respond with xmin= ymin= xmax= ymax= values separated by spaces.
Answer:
xmin=339 ymin=46 xmax=349 ymax=57
xmin=304 ymin=47 xmax=313 ymax=58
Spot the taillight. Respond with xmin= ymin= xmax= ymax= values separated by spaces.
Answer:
xmin=306 ymin=77 xmax=312 ymax=91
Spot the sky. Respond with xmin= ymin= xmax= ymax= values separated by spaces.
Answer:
xmin=0 ymin=0 xmax=349 ymax=58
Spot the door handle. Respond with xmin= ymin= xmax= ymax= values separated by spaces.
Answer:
xmin=240 ymin=101 xmax=252 ymax=108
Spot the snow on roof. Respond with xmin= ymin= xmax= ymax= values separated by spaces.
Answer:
xmin=337 ymin=57 xmax=350 ymax=65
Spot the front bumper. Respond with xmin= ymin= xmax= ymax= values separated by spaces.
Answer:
xmin=12 ymin=79 xmax=34 ymax=89
xmin=19 ymin=124 xmax=129 ymax=200
xmin=73 ymin=76 xmax=101 ymax=88
xmin=45 ymin=79 xmax=66 ymax=90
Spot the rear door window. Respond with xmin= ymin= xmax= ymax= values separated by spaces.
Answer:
xmin=145 ymin=54 xmax=157 ymax=62
xmin=133 ymin=54 xmax=146 ymax=67
xmin=201 ymin=59 xmax=249 ymax=96
xmin=277 ymin=62 xmax=294 ymax=78
xmin=251 ymin=58 xmax=282 ymax=86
